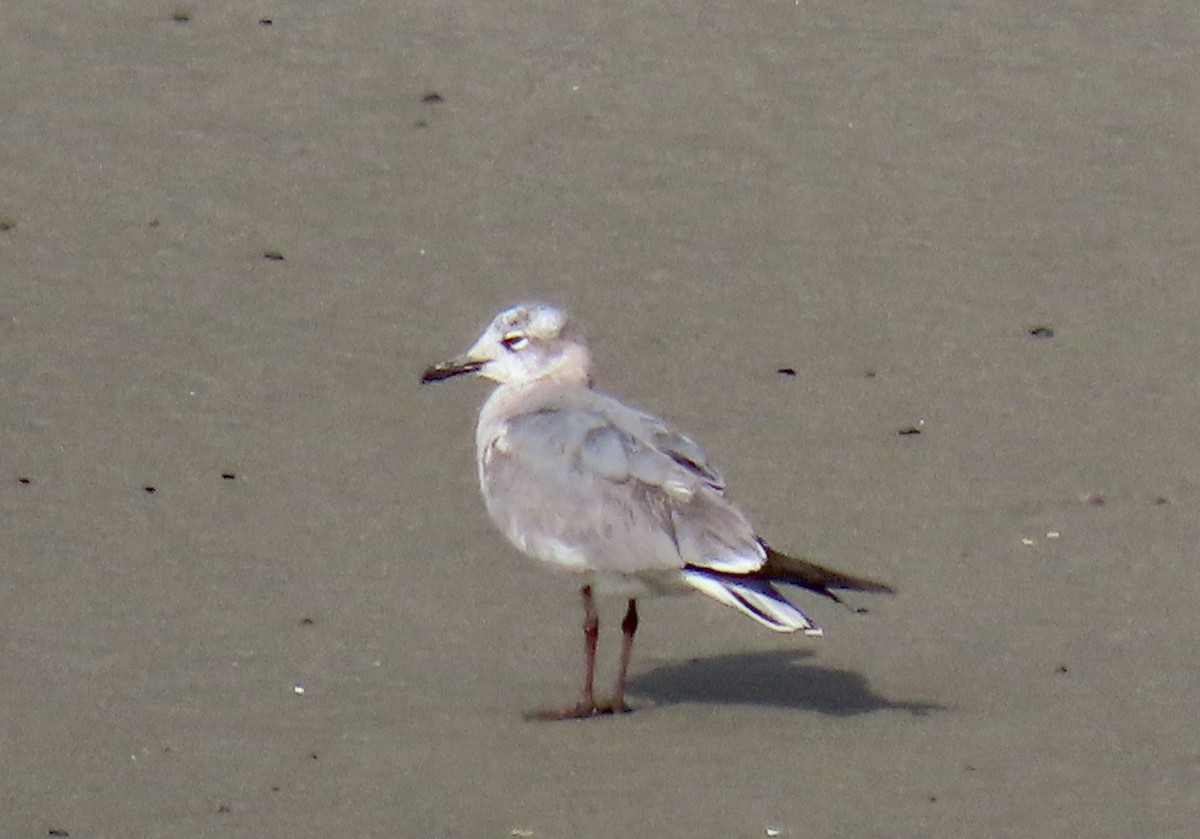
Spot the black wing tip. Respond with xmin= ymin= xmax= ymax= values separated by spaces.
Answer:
xmin=760 ymin=543 xmax=896 ymax=595
xmin=838 ymin=577 xmax=897 ymax=595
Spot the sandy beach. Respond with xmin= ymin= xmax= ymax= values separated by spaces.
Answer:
xmin=3 ymin=2 xmax=1199 ymax=837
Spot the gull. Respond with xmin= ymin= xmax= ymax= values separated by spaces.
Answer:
xmin=421 ymin=302 xmax=894 ymax=719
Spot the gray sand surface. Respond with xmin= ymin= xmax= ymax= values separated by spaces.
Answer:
xmin=3 ymin=2 xmax=1199 ymax=837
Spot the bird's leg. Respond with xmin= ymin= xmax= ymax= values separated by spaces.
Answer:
xmin=528 ymin=584 xmax=602 ymax=721
xmin=605 ymin=598 xmax=638 ymax=714
xmin=578 ymin=584 xmax=600 ymax=711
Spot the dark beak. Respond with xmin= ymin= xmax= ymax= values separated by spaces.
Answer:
xmin=420 ymin=357 xmax=485 ymax=384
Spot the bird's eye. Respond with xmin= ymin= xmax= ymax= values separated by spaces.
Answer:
xmin=501 ymin=334 xmax=529 ymax=352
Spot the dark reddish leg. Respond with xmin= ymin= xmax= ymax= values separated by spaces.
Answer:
xmin=578 ymin=584 xmax=600 ymax=709
xmin=528 ymin=585 xmax=602 ymax=720
xmin=609 ymin=598 xmax=638 ymax=713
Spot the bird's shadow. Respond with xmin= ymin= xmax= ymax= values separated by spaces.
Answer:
xmin=627 ymin=650 xmax=943 ymax=717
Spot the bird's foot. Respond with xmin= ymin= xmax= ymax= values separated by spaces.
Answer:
xmin=595 ymin=698 xmax=632 ymax=715
xmin=525 ymin=698 xmax=633 ymax=722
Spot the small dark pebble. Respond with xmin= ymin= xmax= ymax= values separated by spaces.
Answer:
xmin=964 ymin=764 xmax=976 ymax=772
xmin=414 ymin=119 xmax=428 ymax=128
xmin=1057 ymin=664 xmax=1069 ymax=674
xmin=48 ymin=831 xmax=69 ymax=838
xmin=310 ymin=752 xmax=319 ymax=760
xmin=259 ymin=18 xmax=273 ymax=26
xmin=171 ymin=8 xmax=191 ymax=23
xmin=263 ymin=249 xmax=285 ymax=261
xmin=18 ymin=477 xmax=31 ymax=485
xmin=270 ymin=785 xmax=281 ymax=792
xmin=928 ymin=795 xmax=938 ymax=803
xmin=421 ymin=91 xmax=444 ymax=104
xmin=217 ymin=804 xmax=231 ymax=814
xmin=776 ymin=367 xmax=797 ymax=377
xmin=221 ymin=472 xmax=236 ymax=480
xmin=1085 ymin=493 xmax=1106 ymax=506
xmin=148 ymin=218 xmax=160 ymax=228
xmin=864 ymin=369 xmax=877 ymax=378
xmin=144 ymin=486 xmax=157 ymax=494
xmin=854 ymin=606 xmax=870 ymax=615
xmin=1153 ymin=496 xmax=1169 ymax=505
xmin=300 ymin=617 xmax=315 ymax=626
xmin=1028 ymin=325 xmax=1055 ymax=338
xmin=897 ymin=426 xmax=922 ymax=436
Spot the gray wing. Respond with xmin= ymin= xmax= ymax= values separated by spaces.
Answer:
xmin=480 ymin=396 xmax=763 ymax=576
xmin=627 ymin=409 xmax=726 ymax=492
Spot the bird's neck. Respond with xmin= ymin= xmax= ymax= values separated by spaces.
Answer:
xmin=544 ymin=344 xmax=592 ymax=387
xmin=475 ymin=372 xmax=590 ymax=455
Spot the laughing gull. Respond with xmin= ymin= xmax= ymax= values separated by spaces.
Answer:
xmin=421 ymin=302 xmax=894 ymax=719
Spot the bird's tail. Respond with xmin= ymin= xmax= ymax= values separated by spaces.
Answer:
xmin=682 ymin=544 xmax=894 ymax=634
xmin=681 ymin=568 xmax=824 ymax=634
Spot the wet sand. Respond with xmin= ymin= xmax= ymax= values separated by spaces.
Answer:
xmin=3 ymin=2 xmax=1199 ymax=837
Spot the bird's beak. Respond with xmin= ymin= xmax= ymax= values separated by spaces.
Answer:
xmin=420 ymin=355 xmax=486 ymax=384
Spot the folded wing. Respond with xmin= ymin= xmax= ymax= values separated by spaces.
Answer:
xmin=481 ymin=393 xmax=765 ymax=577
